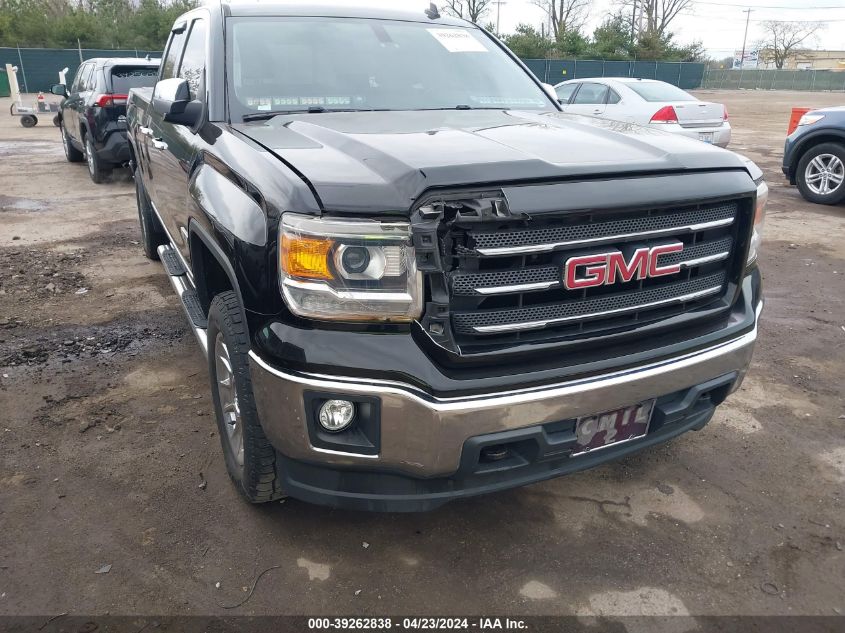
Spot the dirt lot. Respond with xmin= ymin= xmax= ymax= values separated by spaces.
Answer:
xmin=0 ymin=91 xmax=843 ymax=621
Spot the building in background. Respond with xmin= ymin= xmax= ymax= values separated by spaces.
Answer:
xmin=759 ymin=49 xmax=845 ymax=70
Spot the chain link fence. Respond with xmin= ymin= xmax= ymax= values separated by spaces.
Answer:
xmin=0 ymin=47 xmax=162 ymax=94
xmin=523 ymin=59 xmax=706 ymax=89
xmin=7 ymin=47 xmax=845 ymax=95
xmin=702 ymin=67 xmax=845 ymax=92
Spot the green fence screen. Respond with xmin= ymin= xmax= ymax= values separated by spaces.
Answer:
xmin=0 ymin=47 xmax=162 ymax=93
xmin=703 ymin=68 xmax=845 ymax=92
xmin=525 ymin=59 xmax=706 ymax=89
xmin=0 ymin=69 xmax=10 ymax=97
xmin=5 ymin=47 xmax=843 ymax=95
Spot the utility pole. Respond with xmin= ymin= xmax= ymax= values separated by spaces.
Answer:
xmin=739 ymin=8 xmax=752 ymax=69
xmin=493 ymin=0 xmax=506 ymax=36
xmin=637 ymin=0 xmax=644 ymax=37
xmin=631 ymin=0 xmax=637 ymax=45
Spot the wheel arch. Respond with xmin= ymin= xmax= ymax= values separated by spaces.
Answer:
xmin=188 ymin=221 xmax=251 ymax=337
xmin=789 ymin=131 xmax=845 ymax=183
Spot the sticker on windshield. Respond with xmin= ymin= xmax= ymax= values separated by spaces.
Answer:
xmin=427 ymin=28 xmax=488 ymax=53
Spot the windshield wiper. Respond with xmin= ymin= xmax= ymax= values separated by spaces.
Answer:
xmin=242 ymin=106 xmax=379 ymax=121
xmin=411 ymin=105 xmax=511 ymax=111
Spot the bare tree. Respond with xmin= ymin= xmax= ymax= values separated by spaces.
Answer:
xmin=757 ymin=20 xmax=825 ymax=69
xmin=442 ymin=0 xmax=492 ymax=23
xmin=617 ymin=0 xmax=693 ymax=40
xmin=531 ymin=0 xmax=591 ymax=39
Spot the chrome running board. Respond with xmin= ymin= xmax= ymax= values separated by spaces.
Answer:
xmin=157 ymin=244 xmax=208 ymax=358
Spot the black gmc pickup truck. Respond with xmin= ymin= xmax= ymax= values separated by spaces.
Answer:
xmin=127 ymin=1 xmax=766 ymax=511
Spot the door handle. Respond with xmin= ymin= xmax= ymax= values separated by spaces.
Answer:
xmin=152 ymin=139 xmax=168 ymax=151
xmin=593 ymin=108 xmax=602 ymax=114
xmin=139 ymin=126 xmax=153 ymax=137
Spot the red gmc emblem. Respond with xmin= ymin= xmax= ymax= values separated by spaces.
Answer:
xmin=563 ymin=243 xmax=683 ymax=290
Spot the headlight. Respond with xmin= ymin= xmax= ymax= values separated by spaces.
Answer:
xmin=279 ymin=213 xmax=423 ymax=322
xmin=797 ymin=113 xmax=824 ymax=127
xmin=747 ymin=178 xmax=767 ymax=266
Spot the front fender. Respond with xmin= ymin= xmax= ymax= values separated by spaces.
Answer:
xmin=787 ymin=127 xmax=845 ymax=181
xmin=187 ymin=163 xmax=282 ymax=319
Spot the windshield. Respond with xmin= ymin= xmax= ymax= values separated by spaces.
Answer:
xmin=109 ymin=67 xmax=158 ymax=93
xmin=226 ymin=17 xmax=552 ymax=119
xmin=626 ymin=81 xmax=697 ymax=102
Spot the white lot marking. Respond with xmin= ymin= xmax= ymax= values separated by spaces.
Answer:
xmin=817 ymin=447 xmax=845 ymax=482
xmin=297 ymin=558 xmax=331 ymax=581
xmin=0 ymin=474 xmax=26 ymax=487
xmin=123 ymin=366 xmax=184 ymax=390
xmin=593 ymin=486 xmax=704 ymax=527
xmin=732 ymin=376 xmax=822 ymax=419
xmin=578 ymin=588 xmax=695 ymax=633
xmin=519 ymin=580 xmax=557 ymax=600
xmin=715 ymin=408 xmax=762 ymax=434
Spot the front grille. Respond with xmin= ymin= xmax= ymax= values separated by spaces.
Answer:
xmin=465 ymin=203 xmax=736 ymax=255
xmin=453 ymin=272 xmax=726 ymax=334
xmin=441 ymin=199 xmax=748 ymax=351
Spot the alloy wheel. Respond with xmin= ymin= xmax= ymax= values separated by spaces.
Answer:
xmin=86 ymin=138 xmax=95 ymax=177
xmin=805 ymin=153 xmax=844 ymax=196
xmin=214 ymin=333 xmax=244 ymax=469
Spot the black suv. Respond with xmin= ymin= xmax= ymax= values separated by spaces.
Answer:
xmin=52 ymin=58 xmax=160 ymax=183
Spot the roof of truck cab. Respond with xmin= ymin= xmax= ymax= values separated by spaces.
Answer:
xmin=220 ymin=1 xmax=471 ymax=26
xmin=84 ymin=57 xmax=160 ymax=67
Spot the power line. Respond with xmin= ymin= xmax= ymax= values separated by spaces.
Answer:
xmin=696 ymin=0 xmax=845 ymax=7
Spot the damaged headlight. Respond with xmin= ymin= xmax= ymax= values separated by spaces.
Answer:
xmin=739 ymin=155 xmax=767 ymax=266
xmin=748 ymin=177 xmax=767 ymax=266
xmin=279 ymin=213 xmax=423 ymax=322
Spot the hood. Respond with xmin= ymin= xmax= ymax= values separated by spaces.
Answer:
xmin=233 ymin=109 xmax=749 ymax=213
xmin=814 ymin=106 xmax=845 ymax=113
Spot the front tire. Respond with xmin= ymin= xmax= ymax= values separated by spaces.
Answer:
xmin=796 ymin=142 xmax=845 ymax=205
xmin=134 ymin=168 xmax=166 ymax=260
xmin=85 ymin=136 xmax=111 ymax=184
xmin=207 ymin=291 xmax=284 ymax=504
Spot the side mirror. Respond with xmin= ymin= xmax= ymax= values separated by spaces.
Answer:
xmin=153 ymin=77 xmax=200 ymax=126
xmin=51 ymin=84 xmax=67 ymax=97
xmin=540 ymin=82 xmax=558 ymax=102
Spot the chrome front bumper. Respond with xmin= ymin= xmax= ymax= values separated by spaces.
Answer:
xmin=249 ymin=305 xmax=760 ymax=478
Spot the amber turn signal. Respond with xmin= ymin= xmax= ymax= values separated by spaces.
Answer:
xmin=281 ymin=234 xmax=334 ymax=280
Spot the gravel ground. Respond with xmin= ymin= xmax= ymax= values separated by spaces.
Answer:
xmin=0 ymin=91 xmax=843 ymax=621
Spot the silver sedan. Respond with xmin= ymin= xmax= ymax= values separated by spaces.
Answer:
xmin=553 ymin=77 xmax=731 ymax=148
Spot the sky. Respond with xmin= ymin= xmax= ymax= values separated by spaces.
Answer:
xmin=353 ymin=0 xmax=845 ymax=59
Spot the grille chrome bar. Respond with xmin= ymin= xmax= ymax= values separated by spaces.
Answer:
xmin=472 ymin=285 xmax=723 ymax=333
xmin=468 ymin=248 xmax=731 ymax=296
xmin=476 ymin=281 xmax=558 ymax=295
xmin=679 ymin=251 xmax=730 ymax=267
xmin=475 ymin=217 xmax=734 ymax=256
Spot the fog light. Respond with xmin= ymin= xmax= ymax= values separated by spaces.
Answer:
xmin=318 ymin=399 xmax=355 ymax=432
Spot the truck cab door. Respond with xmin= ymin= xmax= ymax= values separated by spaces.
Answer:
xmin=145 ymin=22 xmax=189 ymax=251
xmin=149 ymin=17 xmax=208 ymax=266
